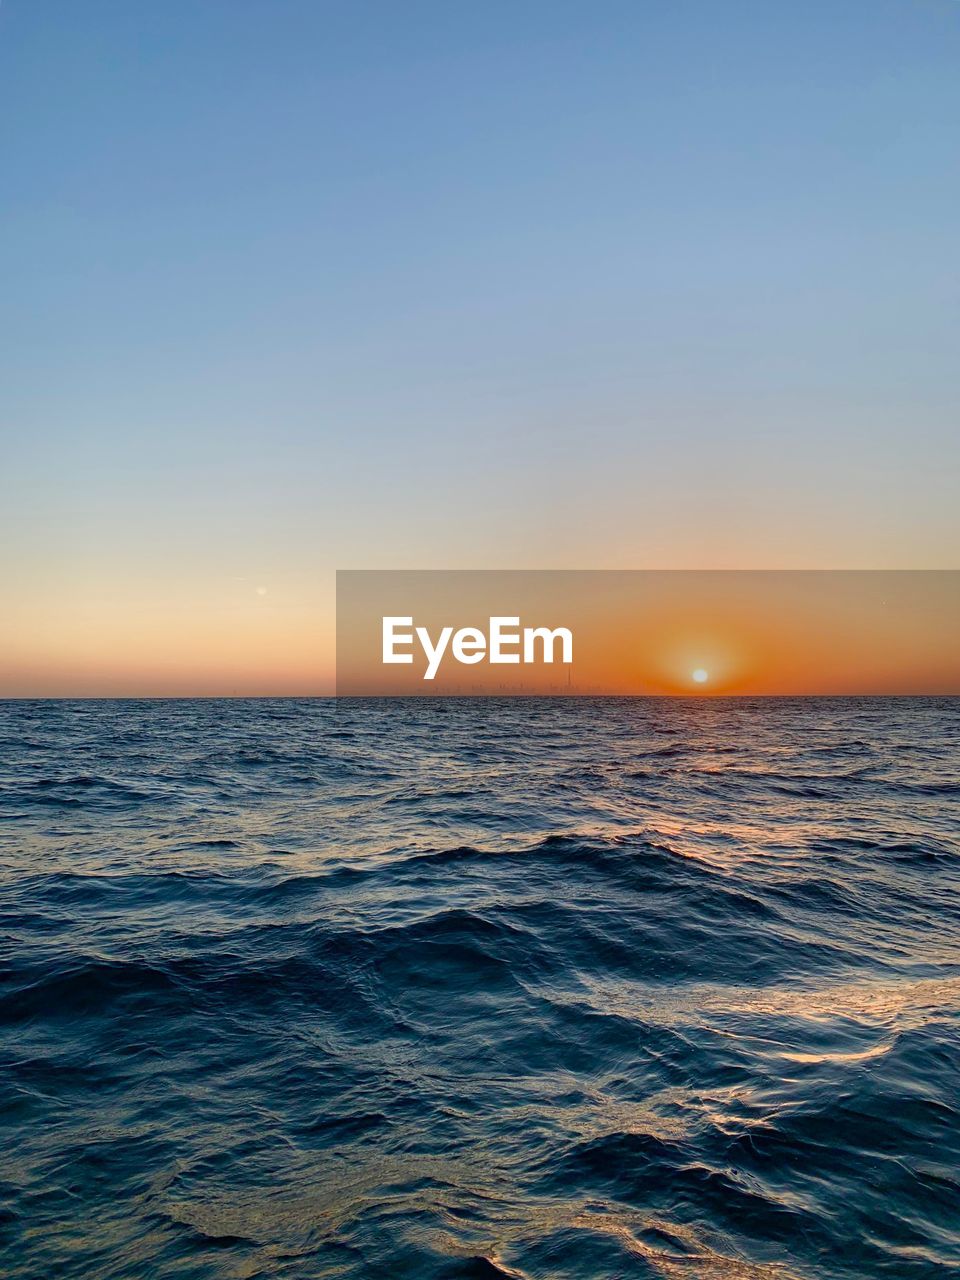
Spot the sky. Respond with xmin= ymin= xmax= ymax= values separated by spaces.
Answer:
xmin=1 ymin=1 xmax=959 ymax=695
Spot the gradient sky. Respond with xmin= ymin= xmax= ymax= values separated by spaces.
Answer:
xmin=2 ymin=1 xmax=959 ymax=694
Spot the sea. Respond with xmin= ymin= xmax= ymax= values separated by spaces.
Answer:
xmin=1 ymin=697 xmax=958 ymax=1279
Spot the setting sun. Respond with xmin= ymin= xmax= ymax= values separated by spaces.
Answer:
xmin=692 ymin=668 xmax=709 ymax=684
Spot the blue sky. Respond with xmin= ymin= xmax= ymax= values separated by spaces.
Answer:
xmin=1 ymin=1 xmax=958 ymax=690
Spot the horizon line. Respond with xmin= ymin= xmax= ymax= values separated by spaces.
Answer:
xmin=2 ymin=692 xmax=959 ymax=703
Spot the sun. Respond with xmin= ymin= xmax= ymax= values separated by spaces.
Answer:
xmin=691 ymin=668 xmax=709 ymax=684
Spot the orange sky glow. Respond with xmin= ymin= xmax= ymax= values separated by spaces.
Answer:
xmin=2 ymin=571 xmax=957 ymax=699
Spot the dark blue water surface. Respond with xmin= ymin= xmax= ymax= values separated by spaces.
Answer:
xmin=1 ymin=697 xmax=959 ymax=1279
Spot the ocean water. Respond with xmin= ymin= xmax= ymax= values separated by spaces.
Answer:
xmin=1 ymin=697 xmax=959 ymax=1280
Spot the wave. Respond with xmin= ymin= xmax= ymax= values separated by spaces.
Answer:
xmin=1 ymin=696 xmax=959 ymax=1278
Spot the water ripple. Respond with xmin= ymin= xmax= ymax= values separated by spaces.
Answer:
xmin=1 ymin=696 xmax=958 ymax=1278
